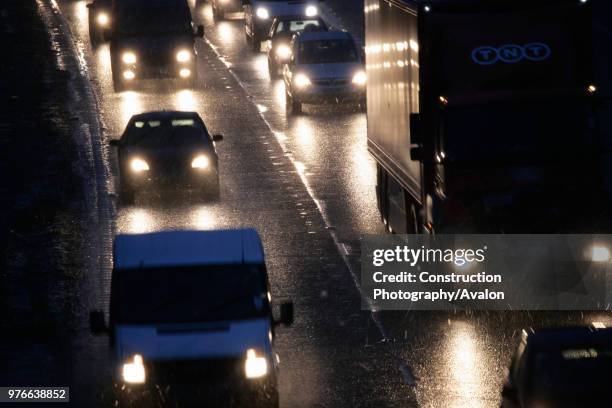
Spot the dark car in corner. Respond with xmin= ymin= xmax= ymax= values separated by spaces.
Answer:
xmin=110 ymin=111 xmax=223 ymax=203
xmin=106 ymin=0 xmax=204 ymax=91
xmin=266 ymin=15 xmax=328 ymax=78
xmin=501 ymin=327 xmax=612 ymax=408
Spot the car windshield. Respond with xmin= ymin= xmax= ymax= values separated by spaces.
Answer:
xmin=531 ymin=348 xmax=612 ymax=394
xmin=115 ymin=7 xmax=192 ymax=36
xmin=276 ymin=19 xmax=323 ymax=34
xmin=298 ymin=39 xmax=359 ymax=64
xmin=123 ymin=118 xmax=208 ymax=148
xmin=113 ymin=264 xmax=270 ymax=324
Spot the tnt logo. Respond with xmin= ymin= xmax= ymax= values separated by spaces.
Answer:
xmin=471 ymin=43 xmax=551 ymax=65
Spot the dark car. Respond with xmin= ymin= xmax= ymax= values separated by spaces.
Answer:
xmin=106 ymin=0 xmax=204 ymax=92
xmin=110 ymin=111 xmax=223 ymax=203
xmin=501 ymin=327 xmax=612 ymax=408
xmin=86 ymin=0 xmax=112 ymax=47
xmin=266 ymin=15 xmax=328 ymax=78
xmin=211 ymin=0 xmax=243 ymax=21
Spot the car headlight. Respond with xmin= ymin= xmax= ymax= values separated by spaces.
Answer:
xmin=122 ymin=52 xmax=137 ymax=64
xmin=96 ymin=12 xmax=109 ymax=26
xmin=244 ymin=349 xmax=268 ymax=379
xmin=294 ymin=73 xmax=311 ymax=89
xmin=255 ymin=7 xmax=269 ymax=19
xmin=122 ymin=354 xmax=146 ymax=384
xmin=275 ymin=44 xmax=291 ymax=60
xmin=130 ymin=158 xmax=149 ymax=172
xmin=305 ymin=5 xmax=318 ymax=17
xmin=352 ymin=70 xmax=367 ymax=86
xmin=176 ymin=50 xmax=191 ymax=63
xmin=191 ymin=155 xmax=210 ymax=169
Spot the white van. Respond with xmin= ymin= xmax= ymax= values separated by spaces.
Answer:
xmin=242 ymin=0 xmax=323 ymax=51
xmin=90 ymin=229 xmax=292 ymax=407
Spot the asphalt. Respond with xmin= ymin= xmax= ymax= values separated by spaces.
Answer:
xmin=2 ymin=1 xmax=612 ymax=407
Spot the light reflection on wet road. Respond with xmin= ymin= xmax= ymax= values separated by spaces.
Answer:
xmin=55 ymin=1 xmax=612 ymax=407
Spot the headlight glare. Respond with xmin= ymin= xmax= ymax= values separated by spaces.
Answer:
xmin=294 ymin=73 xmax=311 ymax=89
xmin=255 ymin=7 xmax=269 ymax=19
xmin=275 ymin=44 xmax=292 ymax=60
xmin=122 ymin=354 xmax=146 ymax=384
xmin=176 ymin=50 xmax=191 ymax=63
xmin=122 ymin=52 xmax=137 ymax=64
xmin=96 ymin=12 xmax=109 ymax=26
xmin=244 ymin=349 xmax=268 ymax=379
xmin=191 ymin=155 xmax=210 ymax=169
xmin=130 ymin=158 xmax=149 ymax=172
xmin=352 ymin=70 xmax=367 ymax=86
xmin=305 ymin=5 xmax=318 ymax=17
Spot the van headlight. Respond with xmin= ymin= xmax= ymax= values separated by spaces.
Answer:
xmin=294 ymin=73 xmax=311 ymax=89
xmin=130 ymin=158 xmax=149 ymax=172
xmin=244 ymin=349 xmax=268 ymax=379
xmin=96 ymin=12 xmax=109 ymax=26
xmin=352 ymin=70 xmax=367 ymax=86
xmin=305 ymin=5 xmax=318 ymax=17
xmin=191 ymin=155 xmax=210 ymax=169
xmin=122 ymin=52 xmax=137 ymax=64
xmin=122 ymin=354 xmax=146 ymax=384
xmin=176 ymin=49 xmax=191 ymax=63
xmin=256 ymin=7 xmax=269 ymax=19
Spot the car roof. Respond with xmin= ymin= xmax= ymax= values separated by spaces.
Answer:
xmin=526 ymin=327 xmax=612 ymax=351
xmin=114 ymin=229 xmax=265 ymax=269
xmin=295 ymin=30 xmax=352 ymax=43
xmin=129 ymin=111 xmax=200 ymax=122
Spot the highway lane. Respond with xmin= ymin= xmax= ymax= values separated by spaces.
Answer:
xmin=49 ymin=1 xmax=612 ymax=407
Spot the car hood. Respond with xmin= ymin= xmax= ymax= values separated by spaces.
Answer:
xmin=296 ymin=62 xmax=363 ymax=80
xmin=254 ymin=1 xmax=318 ymax=17
xmin=115 ymin=318 xmax=272 ymax=361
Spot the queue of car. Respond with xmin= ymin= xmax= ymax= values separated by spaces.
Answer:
xmin=83 ymin=1 xmax=611 ymax=407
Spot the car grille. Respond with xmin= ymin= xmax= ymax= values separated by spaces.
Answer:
xmin=146 ymin=358 xmax=242 ymax=385
xmin=313 ymin=78 xmax=351 ymax=87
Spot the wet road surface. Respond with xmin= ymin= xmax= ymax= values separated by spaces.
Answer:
xmin=35 ymin=1 xmax=612 ymax=406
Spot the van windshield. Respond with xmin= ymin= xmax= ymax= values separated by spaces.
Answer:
xmin=115 ymin=7 xmax=192 ymax=36
xmin=112 ymin=265 xmax=270 ymax=324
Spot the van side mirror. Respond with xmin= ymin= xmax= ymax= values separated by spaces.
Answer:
xmin=212 ymin=134 xmax=224 ymax=142
xmin=195 ymin=25 xmax=204 ymax=38
xmin=109 ymin=139 xmax=120 ymax=147
xmin=103 ymin=28 xmax=113 ymax=42
xmin=276 ymin=302 xmax=294 ymax=326
xmin=89 ymin=310 xmax=108 ymax=335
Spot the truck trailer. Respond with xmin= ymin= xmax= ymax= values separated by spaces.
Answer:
xmin=365 ymin=0 xmax=611 ymax=233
